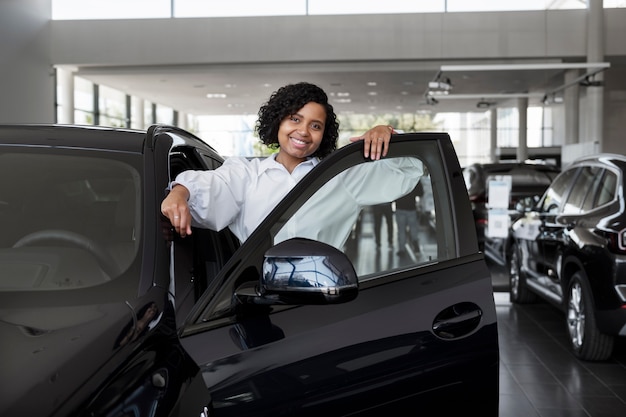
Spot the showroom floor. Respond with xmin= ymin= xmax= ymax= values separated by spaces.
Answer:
xmin=495 ymin=289 xmax=626 ymax=417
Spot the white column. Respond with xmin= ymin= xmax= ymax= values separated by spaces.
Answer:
xmin=517 ymin=97 xmax=528 ymax=162
xmin=586 ymin=0 xmax=604 ymax=148
xmin=564 ymin=69 xmax=580 ymax=145
xmin=490 ymin=108 xmax=497 ymax=162
xmin=57 ymin=67 xmax=74 ymax=124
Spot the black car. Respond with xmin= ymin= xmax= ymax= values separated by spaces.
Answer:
xmin=463 ymin=162 xmax=561 ymax=284
xmin=509 ymin=153 xmax=626 ymax=361
xmin=0 ymin=124 xmax=499 ymax=416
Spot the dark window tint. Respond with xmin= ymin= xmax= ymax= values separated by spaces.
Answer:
xmin=0 ymin=151 xmax=141 ymax=290
xmin=540 ymin=168 xmax=578 ymax=213
xmin=563 ymin=166 xmax=599 ymax=214
xmin=593 ymin=169 xmax=617 ymax=208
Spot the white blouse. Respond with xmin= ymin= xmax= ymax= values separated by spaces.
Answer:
xmin=174 ymin=153 xmax=424 ymax=247
xmin=173 ymin=154 xmax=319 ymax=243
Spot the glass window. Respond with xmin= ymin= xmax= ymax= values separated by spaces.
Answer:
xmin=52 ymin=0 xmax=625 ymax=21
xmin=0 ymin=150 xmax=141 ymax=290
xmin=175 ymin=0 xmax=306 ymax=17
xmin=540 ymin=168 xmax=577 ymax=214
xmin=52 ymin=0 xmax=171 ymax=20
xmin=308 ymin=0 xmax=443 ymax=15
xmin=144 ymin=101 xmax=156 ymax=127
xmin=99 ymin=85 xmax=128 ymax=128
xmin=594 ymin=170 xmax=617 ymax=208
xmin=156 ymin=105 xmax=175 ymax=125
xmin=447 ymin=0 xmax=584 ymax=12
xmin=272 ymin=156 xmax=443 ymax=277
xmin=74 ymin=77 xmax=95 ymax=125
xmin=562 ymin=166 xmax=598 ymax=214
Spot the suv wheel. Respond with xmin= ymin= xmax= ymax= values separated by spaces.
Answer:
xmin=509 ymin=244 xmax=537 ymax=304
xmin=566 ymin=272 xmax=614 ymax=361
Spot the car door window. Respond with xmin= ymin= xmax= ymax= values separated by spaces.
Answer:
xmin=563 ymin=166 xmax=599 ymax=214
xmin=593 ymin=169 xmax=617 ymax=208
xmin=539 ymin=168 xmax=578 ymax=214
xmin=271 ymin=155 xmax=446 ymax=277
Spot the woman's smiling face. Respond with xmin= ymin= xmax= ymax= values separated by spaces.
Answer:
xmin=276 ymin=102 xmax=326 ymax=163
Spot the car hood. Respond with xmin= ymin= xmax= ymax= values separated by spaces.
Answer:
xmin=0 ymin=301 xmax=138 ymax=415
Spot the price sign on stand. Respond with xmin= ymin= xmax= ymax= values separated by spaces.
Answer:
xmin=486 ymin=176 xmax=511 ymax=238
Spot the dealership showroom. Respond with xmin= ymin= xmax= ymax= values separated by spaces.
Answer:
xmin=2 ymin=1 xmax=626 ymax=416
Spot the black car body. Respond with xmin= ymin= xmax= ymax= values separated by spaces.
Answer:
xmin=463 ymin=162 xmax=561 ymax=270
xmin=509 ymin=153 xmax=626 ymax=361
xmin=0 ymin=124 xmax=499 ymax=416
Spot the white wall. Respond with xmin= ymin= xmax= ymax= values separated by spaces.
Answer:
xmin=0 ymin=0 xmax=54 ymax=123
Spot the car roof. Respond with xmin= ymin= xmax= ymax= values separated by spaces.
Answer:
xmin=465 ymin=161 xmax=560 ymax=174
xmin=464 ymin=161 xmax=561 ymax=195
xmin=570 ymin=153 xmax=626 ymax=166
xmin=0 ymin=124 xmax=146 ymax=153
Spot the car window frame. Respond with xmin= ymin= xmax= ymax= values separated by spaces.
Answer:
xmin=181 ymin=133 xmax=472 ymax=334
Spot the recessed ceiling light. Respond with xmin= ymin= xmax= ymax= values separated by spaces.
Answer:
xmin=337 ymin=92 xmax=350 ymax=97
xmin=206 ymin=93 xmax=227 ymax=99
xmin=367 ymin=81 xmax=377 ymax=86
xmin=367 ymin=91 xmax=378 ymax=96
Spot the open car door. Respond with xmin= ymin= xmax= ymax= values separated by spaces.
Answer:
xmin=175 ymin=132 xmax=499 ymax=416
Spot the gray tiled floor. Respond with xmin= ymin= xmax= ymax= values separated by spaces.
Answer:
xmin=495 ymin=290 xmax=626 ymax=417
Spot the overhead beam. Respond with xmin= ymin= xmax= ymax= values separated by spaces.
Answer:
xmin=430 ymin=93 xmax=543 ymax=100
xmin=440 ymin=62 xmax=611 ymax=72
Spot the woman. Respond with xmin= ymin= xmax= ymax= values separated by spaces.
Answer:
xmin=161 ymin=82 xmax=395 ymax=243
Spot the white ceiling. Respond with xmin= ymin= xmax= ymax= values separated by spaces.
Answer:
xmin=71 ymin=58 xmax=620 ymax=118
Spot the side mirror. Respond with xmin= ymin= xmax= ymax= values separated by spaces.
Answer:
xmin=258 ymin=238 xmax=359 ymax=305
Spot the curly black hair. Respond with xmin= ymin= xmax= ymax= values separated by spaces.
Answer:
xmin=255 ymin=82 xmax=340 ymax=158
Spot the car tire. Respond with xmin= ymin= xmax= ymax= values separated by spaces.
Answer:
xmin=509 ymin=244 xmax=537 ymax=304
xmin=566 ymin=271 xmax=614 ymax=361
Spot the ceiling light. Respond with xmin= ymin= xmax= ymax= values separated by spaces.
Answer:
xmin=206 ymin=93 xmax=227 ymax=99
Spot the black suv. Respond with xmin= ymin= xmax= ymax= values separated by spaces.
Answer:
xmin=0 ymin=124 xmax=499 ymax=416
xmin=509 ymin=153 xmax=626 ymax=361
xmin=463 ymin=162 xmax=560 ymax=287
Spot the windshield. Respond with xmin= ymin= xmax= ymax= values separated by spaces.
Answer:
xmin=0 ymin=149 xmax=141 ymax=290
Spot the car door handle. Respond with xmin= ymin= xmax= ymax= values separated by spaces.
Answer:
xmin=432 ymin=302 xmax=482 ymax=339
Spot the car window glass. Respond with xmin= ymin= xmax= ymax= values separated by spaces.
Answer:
xmin=271 ymin=156 xmax=446 ymax=277
xmin=0 ymin=151 xmax=141 ymax=291
xmin=593 ymin=169 xmax=617 ymax=208
xmin=539 ymin=168 xmax=578 ymax=214
xmin=563 ymin=166 xmax=598 ymax=214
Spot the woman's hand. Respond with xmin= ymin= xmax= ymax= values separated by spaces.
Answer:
xmin=160 ymin=184 xmax=193 ymax=237
xmin=349 ymin=125 xmax=394 ymax=160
